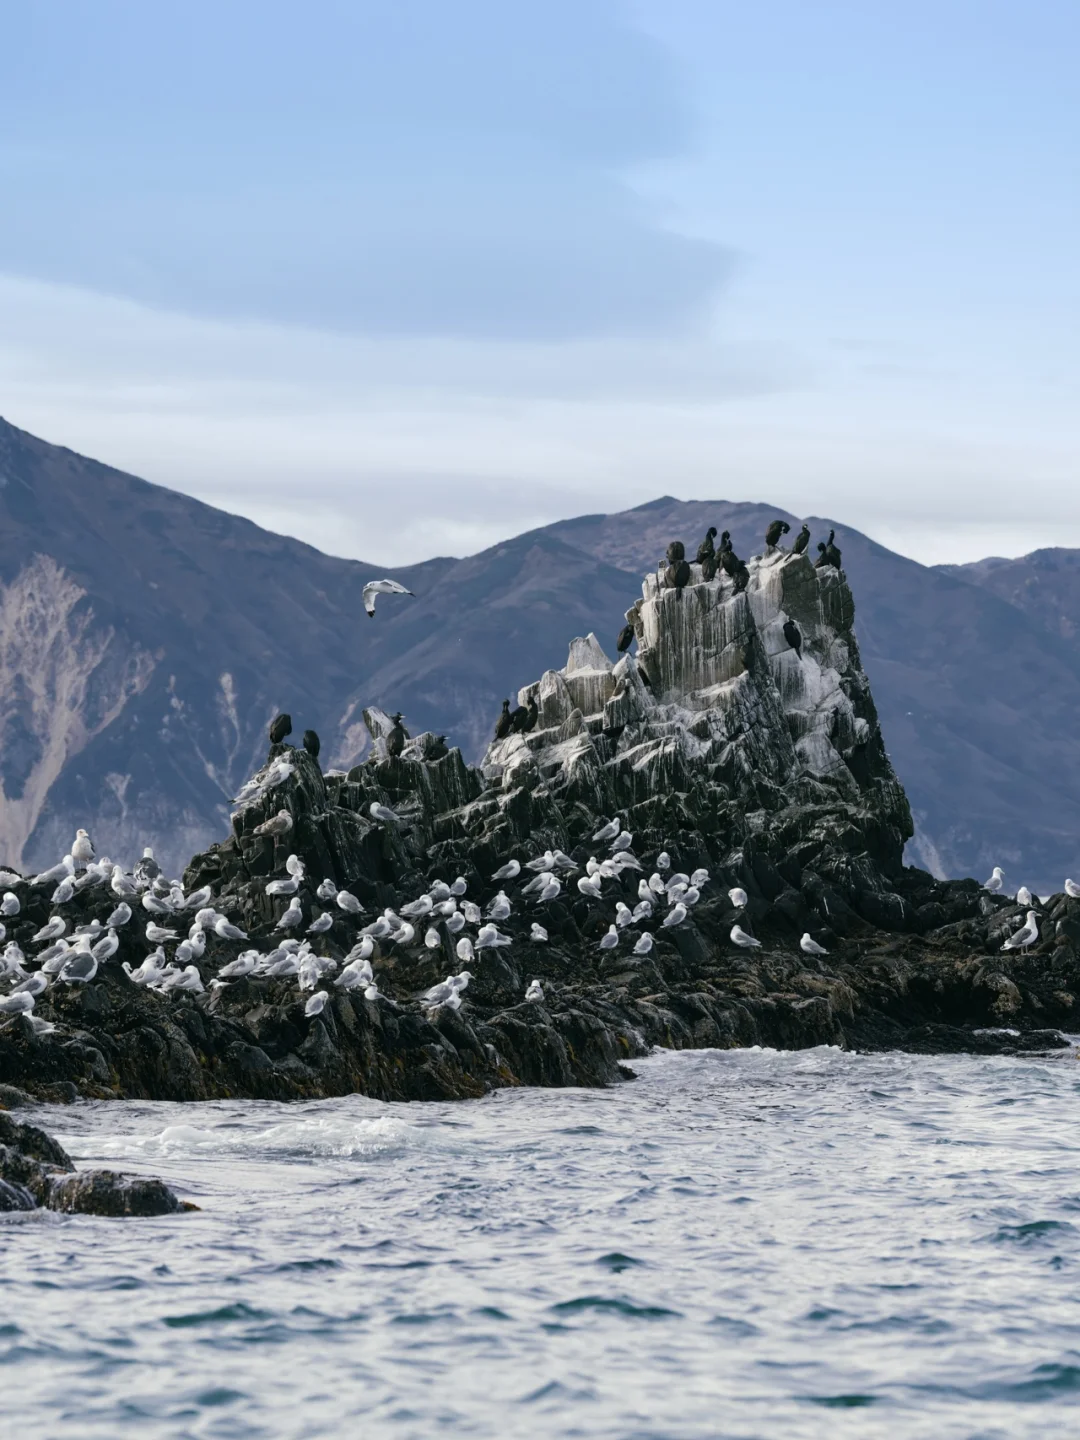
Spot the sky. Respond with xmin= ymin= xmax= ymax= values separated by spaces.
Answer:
xmin=0 ymin=0 xmax=1076 ymax=567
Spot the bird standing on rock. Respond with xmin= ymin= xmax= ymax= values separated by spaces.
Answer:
xmin=386 ymin=713 xmax=408 ymax=759
xmin=730 ymin=925 xmax=762 ymax=949
xmin=494 ymin=700 xmax=513 ymax=740
xmin=269 ymin=713 xmax=292 ymax=745
xmin=983 ymin=867 xmax=1005 ymax=893
xmin=800 ymin=933 xmax=828 ymax=956
xmin=1002 ymin=910 xmax=1038 ymax=953
xmin=663 ymin=539 xmax=692 ymax=598
xmin=1066 ymin=879 xmax=1080 ymax=899
xmin=303 ymin=730 xmax=321 ymax=761
xmin=783 ymin=619 xmax=803 ymax=658
xmin=765 ymin=520 xmax=790 ymax=548
xmin=616 ymin=623 xmax=635 ymax=653
xmin=791 ymin=524 xmax=810 ymax=555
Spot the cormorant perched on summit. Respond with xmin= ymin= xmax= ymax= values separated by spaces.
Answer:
xmin=663 ymin=540 xmax=691 ymax=598
xmin=494 ymin=700 xmax=513 ymax=740
xmin=783 ymin=619 xmax=802 ymax=657
xmin=303 ymin=729 xmax=321 ymax=760
xmin=428 ymin=735 xmax=449 ymax=760
xmin=269 ymin=713 xmax=292 ymax=745
xmin=616 ymin=624 xmax=634 ymax=653
xmin=791 ymin=523 xmax=810 ymax=555
xmin=516 ymin=696 xmax=539 ymax=734
xmin=719 ymin=540 xmax=750 ymax=593
xmin=815 ymin=530 xmax=843 ymax=569
xmin=386 ymin=712 xmax=409 ymax=759
xmin=697 ymin=526 xmax=719 ymax=581
xmin=695 ymin=527 xmax=717 ymax=565
xmin=765 ymin=519 xmax=790 ymax=548
xmin=718 ymin=530 xmax=732 ymax=554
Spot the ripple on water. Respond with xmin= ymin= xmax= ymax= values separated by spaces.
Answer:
xmin=4 ymin=1048 xmax=1080 ymax=1438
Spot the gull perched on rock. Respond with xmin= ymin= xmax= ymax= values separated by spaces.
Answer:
xmin=51 ymin=875 xmax=76 ymax=905
xmin=530 ymin=923 xmax=548 ymax=943
xmin=598 ymin=925 xmax=619 ymax=951
xmin=1016 ymin=886 xmax=1033 ymax=907
xmin=369 ymin=802 xmax=401 ymax=826
xmin=254 ymin=810 xmax=294 ymax=838
xmin=266 ymin=874 xmax=299 ymax=896
xmin=111 ymin=866 xmax=138 ymax=899
xmin=363 ymin=578 xmax=415 ymax=618
xmin=123 ymin=950 xmax=168 ymax=986
xmin=656 ymin=852 xmax=671 ymax=871
xmin=161 ymin=964 xmax=205 ymax=994
xmin=0 ymin=891 xmax=19 ymax=917
xmin=214 ymin=916 xmax=248 ymax=941
xmin=800 ymin=933 xmax=828 ymax=956
xmin=577 ymin=875 xmax=603 ymax=900
xmin=142 ymin=892 xmax=172 ymax=916
xmin=146 ymin=922 xmax=177 ymax=943
xmin=1066 ymin=879 xmax=1080 ymax=899
xmin=983 ymin=867 xmax=1005 ymax=893
xmin=492 ymin=859 xmax=521 ymax=881
xmin=731 ymin=925 xmax=762 ymax=949
xmin=401 ymin=894 xmax=434 ymax=918
xmin=424 ymin=927 xmax=441 ymax=949
xmin=487 ymin=892 xmax=512 ymax=921
xmin=526 ymin=852 xmax=557 ymax=873
xmin=728 ymin=887 xmax=748 ymax=909
xmin=277 ymin=897 xmax=303 ymax=930
xmin=525 ymin=978 xmax=544 ymax=1003
xmin=690 ymin=868 xmax=710 ymax=888
xmin=183 ymin=886 xmax=213 ymax=911
xmin=450 ymin=877 xmax=468 ymax=897
xmin=536 ymin=875 xmax=561 ymax=903
xmin=133 ymin=847 xmax=162 ymax=886
xmin=34 ymin=916 xmax=66 ymax=944
xmin=307 ymin=912 xmax=334 ymax=934
xmin=72 ymin=829 xmax=95 ymax=868
xmin=59 ymin=951 xmax=99 ymax=984
xmin=456 ymin=936 xmax=475 ymax=964
xmin=304 ymin=990 xmax=330 ymax=1017
xmin=316 ymin=877 xmax=338 ymax=902
xmin=1002 ymin=910 xmax=1039 ymax=953
xmin=633 ymin=932 xmax=655 ymax=954
xmin=336 ymin=890 xmax=363 ymax=915
xmin=592 ymin=817 xmax=621 ymax=842
xmin=445 ymin=911 xmax=466 ymax=934
xmin=12 ymin=972 xmax=48 ymax=997
xmin=0 ymin=991 xmax=35 ymax=1016
xmin=32 ymin=855 xmax=74 ymax=887
xmin=91 ymin=930 xmax=119 ymax=963
xmin=663 ymin=904 xmax=688 ymax=928
xmin=476 ymin=924 xmax=512 ymax=949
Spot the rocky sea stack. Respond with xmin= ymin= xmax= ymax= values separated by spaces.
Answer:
xmin=1 ymin=540 xmax=1075 ymax=1104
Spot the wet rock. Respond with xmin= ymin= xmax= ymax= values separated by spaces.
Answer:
xmin=0 ymin=1115 xmax=188 ymax=1216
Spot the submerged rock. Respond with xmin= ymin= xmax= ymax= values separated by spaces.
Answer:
xmin=0 ymin=539 xmax=1075 ymax=1103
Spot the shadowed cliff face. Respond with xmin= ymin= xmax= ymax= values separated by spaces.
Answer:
xmin=1 ymin=417 xmax=1079 ymax=891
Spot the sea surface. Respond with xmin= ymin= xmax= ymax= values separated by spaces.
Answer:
xmin=3 ymin=1044 xmax=1080 ymax=1439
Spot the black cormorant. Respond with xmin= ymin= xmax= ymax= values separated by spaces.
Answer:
xmin=665 ymin=540 xmax=685 ymax=566
xmin=664 ymin=558 xmax=692 ymax=597
xmin=429 ymin=735 xmax=449 ymax=760
xmin=616 ymin=623 xmax=634 ymax=653
xmin=521 ymin=696 xmax=539 ymax=733
xmin=387 ymin=712 xmax=408 ymax=759
xmin=718 ymin=530 xmax=732 ymax=554
xmin=302 ymin=729 xmax=321 ymax=760
xmin=269 ymin=713 xmax=292 ymax=745
xmin=791 ymin=524 xmax=810 ymax=555
xmin=783 ymin=619 xmax=802 ymax=657
xmin=695 ymin=527 xmax=717 ymax=565
xmin=495 ymin=699 xmax=513 ymax=739
xmin=765 ymin=519 xmax=790 ymax=548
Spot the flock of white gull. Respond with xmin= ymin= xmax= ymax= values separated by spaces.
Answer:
xmin=0 ymin=818 xmax=1074 ymax=1031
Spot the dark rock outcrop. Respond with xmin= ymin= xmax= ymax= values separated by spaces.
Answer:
xmin=0 ymin=1110 xmax=186 ymax=1215
xmin=0 ymin=543 xmax=1074 ymax=1105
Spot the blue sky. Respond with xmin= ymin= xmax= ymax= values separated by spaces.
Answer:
xmin=1 ymin=0 xmax=1076 ymax=564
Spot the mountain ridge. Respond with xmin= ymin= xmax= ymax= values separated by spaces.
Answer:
xmin=1 ymin=414 xmax=1077 ymax=891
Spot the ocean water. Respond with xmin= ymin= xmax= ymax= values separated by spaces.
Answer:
xmin=3 ymin=1046 xmax=1080 ymax=1439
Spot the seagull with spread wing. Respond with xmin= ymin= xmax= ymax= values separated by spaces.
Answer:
xmin=363 ymin=578 xmax=415 ymax=618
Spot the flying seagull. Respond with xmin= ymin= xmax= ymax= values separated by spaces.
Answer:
xmin=363 ymin=579 xmax=415 ymax=618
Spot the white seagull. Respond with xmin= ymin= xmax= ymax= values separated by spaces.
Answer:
xmin=633 ymin=932 xmax=655 ymax=954
xmin=728 ymin=887 xmax=748 ymax=909
xmin=730 ymin=925 xmax=762 ymax=949
xmin=1002 ymin=910 xmax=1039 ymax=953
xmin=362 ymin=578 xmax=415 ymax=618
xmin=492 ymin=859 xmax=521 ymax=881
xmin=525 ymin=979 xmax=544 ymax=1003
xmin=800 ymin=933 xmax=828 ymax=956
xmin=530 ymin=923 xmax=548 ymax=943
xmin=984 ymin=867 xmax=1005 ymax=893
xmin=1066 ymin=879 xmax=1080 ymax=899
